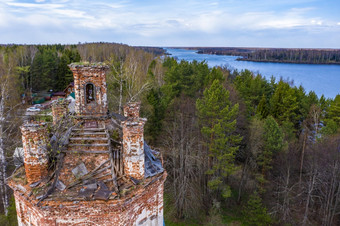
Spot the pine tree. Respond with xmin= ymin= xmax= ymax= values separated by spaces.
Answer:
xmin=243 ymin=191 xmax=272 ymax=226
xmin=258 ymin=116 xmax=284 ymax=177
xmin=196 ymin=79 xmax=242 ymax=197
xmin=256 ymin=94 xmax=269 ymax=118
xmin=270 ymin=80 xmax=298 ymax=126
xmin=320 ymin=95 xmax=340 ymax=136
xmin=327 ymin=94 xmax=340 ymax=125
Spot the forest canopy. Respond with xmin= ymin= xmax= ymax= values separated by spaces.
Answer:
xmin=0 ymin=43 xmax=340 ymax=225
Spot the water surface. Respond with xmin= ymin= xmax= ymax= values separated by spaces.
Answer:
xmin=165 ymin=48 xmax=340 ymax=99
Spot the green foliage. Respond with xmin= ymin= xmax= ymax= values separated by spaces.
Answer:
xmin=269 ymin=80 xmax=298 ymax=126
xmin=197 ymin=79 xmax=242 ymax=194
xmin=258 ymin=116 xmax=284 ymax=175
xmin=256 ymin=94 xmax=269 ymax=118
xmin=243 ymin=192 xmax=272 ymax=226
xmin=146 ymin=57 xmax=221 ymax=142
xmin=306 ymin=90 xmax=319 ymax=107
xmin=164 ymin=59 xmax=209 ymax=97
xmin=0 ymin=197 xmax=18 ymax=226
xmin=327 ymin=94 xmax=340 ymax=125
xmin=30 ymin=45 xmax=80 ymax=91
xmin=145 ymin=87 xmax=167 ymax=142
xmin=321 ymin=119 xmax=339 ymax=136
xmin=234 ymin=70 xmax=271 ymax=116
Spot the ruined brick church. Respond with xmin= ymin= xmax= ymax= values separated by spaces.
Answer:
xmin=8 ymin=64 xmax=166 ymax=225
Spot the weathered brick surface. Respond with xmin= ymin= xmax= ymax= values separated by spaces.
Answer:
xmin=10 ymin=64 xmax=167 ymax=226
xmin=59 ymin=152 xmax=112 ymax=186
xmin=12 ymin=173 xmax=166 ymax=226
xmin=122 ymin=102 xmax=147 ymax=180
xmin=20 ymin=123 xmax=48 ymax=184
xmin=52 ymin=101 xmax=69 ymax=125
xmin=69 ymin=64 xmax=108 ymax=116
xmin=123 ymin=102 xmax=141 ymax=118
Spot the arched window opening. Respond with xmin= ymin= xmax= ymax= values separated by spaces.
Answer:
xmin=86 ymin=83 xmax=95 ymax=104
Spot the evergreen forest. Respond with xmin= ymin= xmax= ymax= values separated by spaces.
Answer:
xmin=0 ymin=43 xmax=340 ymax=225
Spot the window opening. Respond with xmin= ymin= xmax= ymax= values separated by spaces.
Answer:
xmin=86 ymin=83 xmax=95 ymax=104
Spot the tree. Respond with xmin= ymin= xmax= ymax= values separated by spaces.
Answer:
xmin=258 ymin=116 xmax=284 ymax=178
xmin=320 ymin=95 xmax=340 ymax=136
xmin=0 ymin=49 xmax=22 ymax=215
xmin=327 ymin=95 xmax=340 ymax=125
xmin=107 ymin=52 xmax=152 ymax=114
xmin=256 ymin=94 xmax=269 ymax=118
xmin=234 ymin=70 xmax=271 ymax=116
xmin=243 ymin=191 xmax=272 ymax=226
xmin=270 ymin=80 xmax=298 ymax=126
xmin=55 ymin=47 xmax=81 ymax=91
xmin=196 ymin=79 xmax=241 ymax=198
xmin=162 ymin=96 xmax=204 ymax=219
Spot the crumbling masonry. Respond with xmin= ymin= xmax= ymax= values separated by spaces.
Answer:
xmin=8 ymin=63 xmax=166 ymax=226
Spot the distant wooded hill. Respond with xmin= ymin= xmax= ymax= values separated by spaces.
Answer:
xmin=182 ymin=47 xmax=340 ymax=64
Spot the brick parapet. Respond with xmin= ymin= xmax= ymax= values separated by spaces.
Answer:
xmin=20 ymin=123 xmax=49 ymax=184
xmin=52 ymin=101 xmax=69 ymax=125
xmin=122 ymin=102 xmax=147 ymax=180
xmin=123 ymin=102 xmax=141 ymax=118
xmin=10 ymin=172 xmax=167 ymax=226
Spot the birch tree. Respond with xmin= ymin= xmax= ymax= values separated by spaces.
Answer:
xmin=0 ymin=49 xmax=22 ymax=215
xmin=0 ymin=53 xmax=9 ymax=215
xmin=107 ymin=52 xmax=152 ymax=114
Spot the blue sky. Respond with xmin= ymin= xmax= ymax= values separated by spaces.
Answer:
xmin=1 ymin=0 xmax=340 ymax=48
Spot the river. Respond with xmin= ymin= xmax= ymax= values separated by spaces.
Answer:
xmin=165 ymin=48 xmax=340 ymax=99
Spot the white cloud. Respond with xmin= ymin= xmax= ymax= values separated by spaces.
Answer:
xmin=7 ymin=2 xmax=63 ymax=9
xmin=311 ymin=20 xmax=323 ymax=25
xmin=1 ymin=0 xmax=339 ymax=47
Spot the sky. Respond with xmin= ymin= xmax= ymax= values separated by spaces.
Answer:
xmin=1 ymin=0 xmax=340 ymax=48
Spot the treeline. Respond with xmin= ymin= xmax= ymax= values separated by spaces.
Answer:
xmin=184 ymin=47 xmax=340 ymax=64
xmin=1 ymin=43 xmax=340 ymax=225
xmin=142 ymin=58 xmax=340 ymax=225
xmin=133 ymin=46 xmax=166 ymax=56
xmin=0 ymin=43 xmax=164 ymax=94
xmin=0 ymin=44 xmax=81 ymax=92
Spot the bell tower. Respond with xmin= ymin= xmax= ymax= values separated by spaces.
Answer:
xmin=69 ymin=64 xmax=109 ymax=116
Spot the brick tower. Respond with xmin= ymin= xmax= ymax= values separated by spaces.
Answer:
xmin=20 ymin=123 xmax=49 ymax=184
xmin=69 ymin=64 xmax=108 ymax=116
xmin=8 ymin=63 xmax=166 ymax=226
xmin=122 ymin=102 xmax=147 ymax=179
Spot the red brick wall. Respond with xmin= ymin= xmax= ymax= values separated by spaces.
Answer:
xmin=13 ymin=173 xmax=166 ymax=226
xmin=52 ymin=101 xmax=69 ymax=125
xmin=122 ymin=102 xmax=147 ymax=180
xmin=69 ymin=65 xmax=108 ymax=116
xmin=123 ymin=102 xmax=141 ymax=118
xmin=20 ymin=123 xmax=49 ymax=184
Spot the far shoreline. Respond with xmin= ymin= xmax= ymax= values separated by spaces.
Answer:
xmin=166 ymin=47 xmax=340 ymax=66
